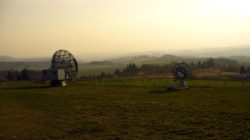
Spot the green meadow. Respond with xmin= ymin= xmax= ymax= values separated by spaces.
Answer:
xmin=0 ymin=79 xmax=250 ymax=139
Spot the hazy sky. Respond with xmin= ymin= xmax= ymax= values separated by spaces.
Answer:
xmin=1 ymin=0 xmax=250 ymax=59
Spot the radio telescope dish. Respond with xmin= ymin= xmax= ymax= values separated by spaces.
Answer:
xmin=42 ymin=50 xmax=78 ymax=86
xmin=51 ymin=50 xmax=78 ymax=80
xmin=168 ymin=62 xmax=192 ymax=90
xmin=172 ymin=62 xmax=191 ymax=81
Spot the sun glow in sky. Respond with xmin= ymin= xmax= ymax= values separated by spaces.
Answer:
xmin=1 ymin=0 xmax=250 ymax=59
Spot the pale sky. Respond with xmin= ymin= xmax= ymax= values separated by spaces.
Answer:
xmin=1 ymin=0 xmax=250 ymax=59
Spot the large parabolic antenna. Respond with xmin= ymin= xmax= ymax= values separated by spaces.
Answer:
xmin=169 ymin=62 xmax=192 ymax=90
xmin=42 ymin=50 xmax=78 ymax=86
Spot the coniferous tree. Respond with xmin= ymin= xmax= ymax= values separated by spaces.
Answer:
xmin=240 ymin=65 xmax=246 ymax=74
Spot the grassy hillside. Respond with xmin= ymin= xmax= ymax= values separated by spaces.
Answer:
xmin=0 ymin=80 xmax=250 ymax=139
xmin=77 ymin=63 xmax=124 ymax=76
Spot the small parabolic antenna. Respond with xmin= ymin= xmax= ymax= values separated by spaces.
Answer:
xmin=42 ymin=50 xmax=78 ymax=86
xmin=168 ymin=62 xmax=192 ymax=90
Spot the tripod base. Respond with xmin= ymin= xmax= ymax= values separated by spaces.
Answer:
xmin=167 ymin=80 xmax=189 ymax=90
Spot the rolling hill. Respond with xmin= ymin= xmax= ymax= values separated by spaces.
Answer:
xmin=1 ymin=46 xmax=250 ymax=76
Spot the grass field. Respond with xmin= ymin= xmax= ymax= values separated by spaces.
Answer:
xmin=0 ymin=79 xmax=250 ymax=139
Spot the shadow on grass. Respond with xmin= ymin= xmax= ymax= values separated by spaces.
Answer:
xmin=149 ymin=89 xmax=179 ymax=94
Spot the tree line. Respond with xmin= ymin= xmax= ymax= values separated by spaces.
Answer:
xmin=81 ymin=58 xmax=245 ymax=80
xmin=0 ymin=58 xmax=249 ymax=81
xmin=0 ymin=69 xmax=41 ymax=82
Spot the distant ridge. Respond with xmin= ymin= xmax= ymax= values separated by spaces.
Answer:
xmin=0 ymin=54 xmax=250 ymax=71
xmin=173 ymin=46 xmax=250 ymax=57
xmin=0 ymin=55 xmax=17 ymax=61
xmin=0 ymin=55 xmax=50 ymax=62
xmin=89 ymin=61 xmax=113 ymax=65
xmin=106 ymin=54 xmax=241 ymax=65
xmin=1 ymin=46 xmax=250 ymax=70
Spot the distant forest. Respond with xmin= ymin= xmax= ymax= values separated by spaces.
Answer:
xmin=80 ymin=58 xmax=247 ymax=80
xmin=1 ymin=56 xmax=250 ymax=82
